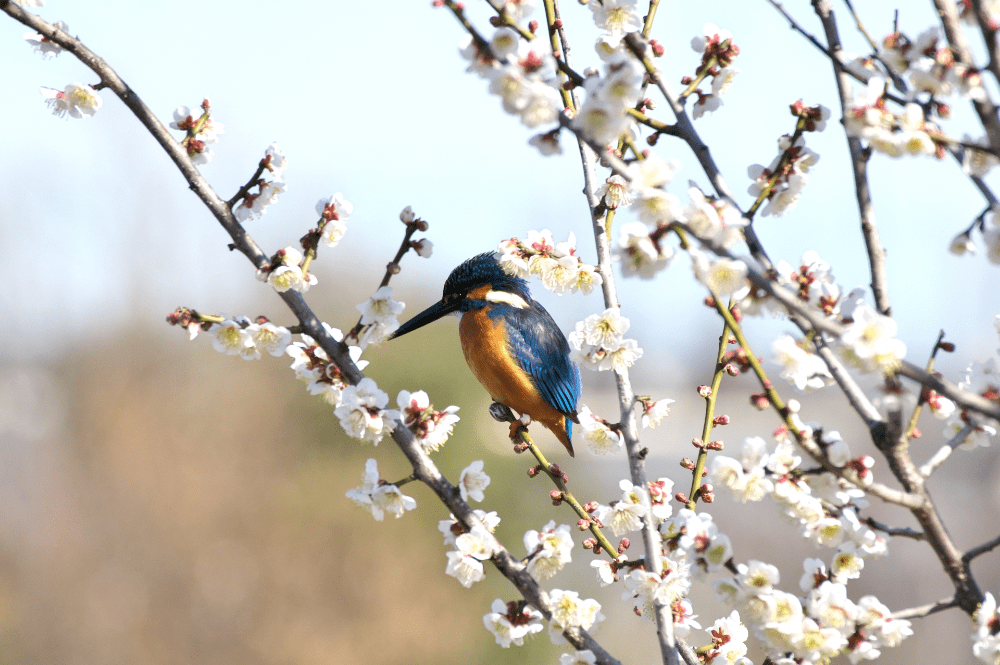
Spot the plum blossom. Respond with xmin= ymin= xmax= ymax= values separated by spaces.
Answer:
xmin=772 ymin=334 xmax=834 ymax=391
xmin=446 ymin=525 xmax=495 ymax=588
xmin=354 ymin=286 xmax=405 ymax=347
xmin=40 ymin=83 xmax=102 ymax=119
xmin=595 ymin=175 xmax=632 ymax=210
xmin=334 ymin=378 xmax=397 ymax=444
xmin=438 ymin=510 xmax=500 ymax=547
xmin=346 ymin=459 xmax=416 ymax=521
xmin=523 ymin=520 xmax=574 ymax=580
xmin=458 ymin=460 xmax=491 ymax=503
xmin=747 ymin=134 xmax=819 ymax=217
xmin=210 ymin=318 xmax=253 ymax=357
xmin=595 ymin=479 xmax=648 ymax=536
xmin=589 ymin=0 xmax=642 ymax=35
xmin=568 ymin=307 xmax=643 ymax=372
xmin=241 ymin=320 xmax=293 ymax=360
xmin=396 ymin=390 xmax=460 ymax=452
xmin=839 ymin=304 xmax=907 ymax=374
xmin=689 ymin=248 xmax=749 ymax=298
xmin=483 ymin=598 xmax=544 ymax=647
xmin=639 ymin=398 xmax=674 ymax=428
xmin=316 ymin=193 xmax=352 ymax=247
xmin=577 ymin=406 xmax=623 ymax=455
xmin=548 ymin=589 xmax=604 ymax=634
xmin=497 ymin=230 xmax=602 ymax=294
xmin=24 ymin=21 xmax=67 ymax=57
xmin=257 ymin=246 xmax=317 ymax=293
xmin=614 ymin=222 xmax=674 ymax=278
xmin=286 ymin=326 xmax=366 ymax=406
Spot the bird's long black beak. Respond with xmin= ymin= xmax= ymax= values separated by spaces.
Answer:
xmin=390 ymin=296 xmax=461 ymax=339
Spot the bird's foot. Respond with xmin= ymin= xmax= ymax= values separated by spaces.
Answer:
xmin=488 ymin=402 xmax=516 ymax=423
xmin=507 ymin=414 xmax=533 ymax=450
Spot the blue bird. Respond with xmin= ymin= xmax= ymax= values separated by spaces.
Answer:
xmin=390 ymin=252 xmax=582 ymax=456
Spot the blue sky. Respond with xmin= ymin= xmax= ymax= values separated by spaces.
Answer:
xmin=2 ymin=0 xmax=998 ymax=383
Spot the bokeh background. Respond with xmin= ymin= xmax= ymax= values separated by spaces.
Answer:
xmin=2 ymin=1 xmax=999 ymax=663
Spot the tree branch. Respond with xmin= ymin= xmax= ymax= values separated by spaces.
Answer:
xmin=812 ymin=0 xmax=891 ymax=316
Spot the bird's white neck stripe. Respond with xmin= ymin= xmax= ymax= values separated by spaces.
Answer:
xmin=485 ymin=290 xmax=528 ymax=308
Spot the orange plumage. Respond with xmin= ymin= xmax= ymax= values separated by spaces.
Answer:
xmin=459 ymin=293 xmax=575 ymax=455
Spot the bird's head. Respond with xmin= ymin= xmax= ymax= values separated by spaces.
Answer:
xmin=390 ymin=252 xmax=531 ymax=339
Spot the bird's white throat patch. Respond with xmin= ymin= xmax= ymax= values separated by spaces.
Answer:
xmin=485 ymin=290 xmax=529 ymax=308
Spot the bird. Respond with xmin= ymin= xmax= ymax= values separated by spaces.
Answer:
xmin=390 ymin=252 xmax=582 ymax=456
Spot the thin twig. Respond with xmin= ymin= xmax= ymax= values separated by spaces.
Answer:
xmin=963 ymin=533 xmax=1000 ymax=563
xmin=863 ymin=516 xmax=925 ymax=540
xmin=918 ymin=418 xmax=976 ymax=478
xmin=891 ymin=597 xmax=959 ymax=620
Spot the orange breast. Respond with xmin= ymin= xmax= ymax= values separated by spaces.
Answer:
xmin=459 ymin=306 xmax=573 ymax=454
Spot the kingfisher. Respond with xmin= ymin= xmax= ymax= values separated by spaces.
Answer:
xmin=390 ymin=252 xmax=582 ymax=456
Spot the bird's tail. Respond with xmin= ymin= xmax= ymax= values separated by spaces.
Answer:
xmin=541 ymin=414 xmax=575 ymax=457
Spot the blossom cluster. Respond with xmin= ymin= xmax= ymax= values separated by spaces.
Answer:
xmin=440 ymin=509 xmax=500 ymax=589
xmin=714 ymin=561 xmax=912 ymax=663
xmin=572 ymin=37 xmax=644 ymax=147
xmin=396 ymin=389 xmax=460 ymax=453
xmin=567 ymin=307 xmax=643 ymax=372
xmin=610 ymin=157 xmax=745 ymax=280
xmin=345 ymin=458 xmax=416 ymax=521
xmin=523 ymin=520 xmax=574 ymax=580
xmin=879 ymin=27 xmax=987 ymax=103
xmin=699 ymin=611 xmax=752 ymax=665
xmin=702 ymin=434 xmax=915 ymax=662
xmin=483 ymin=598 xmax=545 ymax=648
xmin=747 ymin=104 xmax=826 ymax=218
xmin=255 ymin=245 xmax=317 ymax=294
xmin=334 ymin=378 xmax=398 ymax=444
xmin=660 ymin=509 xmax=733 ymax=582
xmin=234 ymin=143 xmax=287 ymax=221
xmin=709 ymin=435 xmax=885 ymax=551
xmin=207 ymin=316 xmax=293 ymax=361
xmin=169 ymin=99 xmax=225 ymax=164
xmin=497 ymin=229 xmax=602 ymax=294
xmin=315 ymin=193 xmax=352 ymax=248
xmin=844 ymin=78 xmax=943 ymax=159
xmin=547 ymin=589 xmax=604 ymax=643
xmin=686 ymin=23 xmax=741 ymax=119
xmin=351 ymin=285 xmax=405 ymax=348
xmin=445 ymin=522 xmax=497 ymax=589
xmin=838 ymin=299 xmax=908 ymax=375
xmin=286 ymin=325 xmax=366 ymax=405
xmin=459 ymin=22 xmax=562 ymax=131
xmin=775 ymin=250 xmax=842 ymax=317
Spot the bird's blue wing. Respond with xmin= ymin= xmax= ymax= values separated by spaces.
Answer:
xmin=499 ymin=300 xmax=581 ymax=421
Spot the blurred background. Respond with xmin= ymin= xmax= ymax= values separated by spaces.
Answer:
xmin=2 ymin=0 xmax=999 ymax=663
